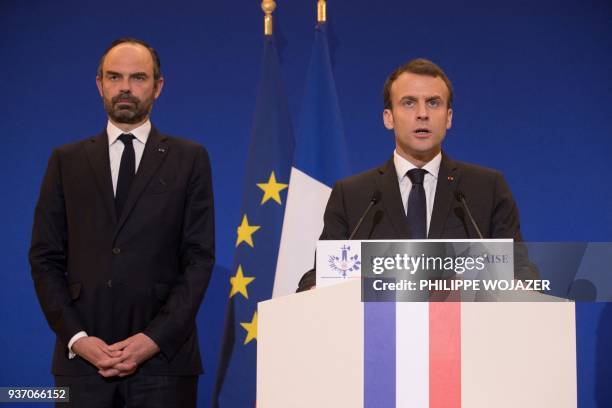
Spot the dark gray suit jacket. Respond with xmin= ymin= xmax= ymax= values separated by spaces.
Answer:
xmin=29 ymin=126 xmax=215 ymax=376
xmin=321 ymin=153 xmax=521 ymax=240
xmin=298 ymin=153 xmax=531 ymax=291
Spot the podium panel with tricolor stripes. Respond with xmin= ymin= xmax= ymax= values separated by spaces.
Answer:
xmin=258 ymin=279 xmax=576 ymax=407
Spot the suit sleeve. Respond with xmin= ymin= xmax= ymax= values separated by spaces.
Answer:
xmin=29 ymin=149 xmax=86 ymax=346
xmin=319 ymin=181 xmax=350 ymax=240
xmin=143 ymin=146 xmax=215 ymax=360
xmin=490 ymin=172 xmax=523 ymax=241
xmin=490 ymin=172 xmax=539 ymax=279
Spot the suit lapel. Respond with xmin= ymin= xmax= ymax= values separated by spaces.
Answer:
xmin=376 ymin=158 xmax=411 ymax=239
xmin=114 ymin=127 xmax=170 ymax=239
xmin=428 ymin=153 xmax=460 ymax=238
xmin=84 ymin=132 xmax=117 ymax=223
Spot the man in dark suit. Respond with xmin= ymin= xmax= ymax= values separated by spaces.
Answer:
xmin=298 ymin=58 xmax=527 ymax=291
xmin=29 ymin=38 xmax=214 ymax=407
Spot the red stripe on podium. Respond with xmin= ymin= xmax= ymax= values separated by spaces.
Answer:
xmin=429 ymin=301 xmax=461 ymax=408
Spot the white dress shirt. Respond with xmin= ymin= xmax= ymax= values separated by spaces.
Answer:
xmin=107 ymin=120 xmax=150 ymax=195
xmin=68 ymin=120 xmax=151 ymax=358
xmin=393 ymin=150 xmax=442 ymax=236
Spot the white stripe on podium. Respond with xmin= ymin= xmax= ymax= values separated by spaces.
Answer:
xmin=396 ymin=302 xmax=430 ymax=408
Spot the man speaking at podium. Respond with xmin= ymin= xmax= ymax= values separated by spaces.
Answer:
xmin=29 ymin=38 xmax=214 ymax=406
xmin=298 ymin=58 xmax=526 ymax=291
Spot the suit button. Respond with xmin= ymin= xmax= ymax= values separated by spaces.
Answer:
xmin=107 ymin=280 xmax=113 ymax=288
xmin=112 ymin=247 xmax=121 ymax=255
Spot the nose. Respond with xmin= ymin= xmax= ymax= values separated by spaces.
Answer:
xmin=416 ymin=101 xmax=428 ymax=120
xmin=119 ymin=77 xmax=131 ymax=93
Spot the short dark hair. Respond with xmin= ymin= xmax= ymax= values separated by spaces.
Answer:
xmin=383 ymin=58 xmax=453 ymax=109
xmin=97 ymin=37 xmax=162 ymax=80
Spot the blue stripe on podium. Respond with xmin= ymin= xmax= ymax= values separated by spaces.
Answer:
xmin=364 ymin=302 xmax=396 ymax=408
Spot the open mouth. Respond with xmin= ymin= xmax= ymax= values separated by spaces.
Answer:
xmin=414 ymin=128 xmax=431 ymax=136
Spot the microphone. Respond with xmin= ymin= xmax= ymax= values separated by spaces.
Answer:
xmin=454 ymin=190 xmax=484 ymax=239
xmin=348 ymin=191 xmax=381 ymax=240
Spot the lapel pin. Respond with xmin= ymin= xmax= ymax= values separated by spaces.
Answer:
xmin=448 ymin=176 xmax=454 ymax=181
xmin=158 ymin=147 xmax=166 ymax=154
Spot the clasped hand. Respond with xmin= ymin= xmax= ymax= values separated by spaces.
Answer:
xmin=72 ymin=333 xmax=160 ymax=377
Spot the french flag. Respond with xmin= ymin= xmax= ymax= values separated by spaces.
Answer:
xmin=366 ymin=302 xmax=461 ymax=408
xmin=365 ymin=300 xmax=578 ymax=408
xmin=272 ymin=22 xmax=349 ymax=298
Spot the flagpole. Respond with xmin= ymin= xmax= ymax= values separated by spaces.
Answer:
xmin=262 ymin=0 xmax=276 ymax=35
xmin=317 ymin=0 xmax=326 ymax=23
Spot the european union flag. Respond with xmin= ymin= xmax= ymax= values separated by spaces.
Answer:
xmin=212 ymin=34 xmax=294 ymax=407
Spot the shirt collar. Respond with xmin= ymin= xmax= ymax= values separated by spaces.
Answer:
xmin=394 ymin=150 xmax=442 ymax=181
xmin=107 ymin=120 xmax=151 ymax=146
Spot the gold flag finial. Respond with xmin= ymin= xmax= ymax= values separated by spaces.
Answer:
xmin=317 ymin=0 xmax=326 ymax=23
xmin=262 ymin=0 xmax=276 ymax=36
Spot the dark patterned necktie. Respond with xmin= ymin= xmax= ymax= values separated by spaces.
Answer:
xmin=406 ymin=168 xmax=427 ymax=239
xmin=115 ymin=134 xmax=136 ymax=218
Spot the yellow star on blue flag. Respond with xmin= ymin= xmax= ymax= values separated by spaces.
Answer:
xmin=257 ymin=171 xmax=288 ymax=205
xmin=235 ymin=215 xmax=260 ymax=248
xmin=229 ymin=265 xmax=255 ymax=299
xmin=240 ymin=311 xmax=258 ymax=345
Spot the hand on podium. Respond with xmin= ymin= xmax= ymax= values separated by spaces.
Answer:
xmin=296 ymin=268 xmax=316 ymax=292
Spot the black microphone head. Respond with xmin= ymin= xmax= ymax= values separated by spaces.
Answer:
xmin=454 ymin=190 xmax=465 ymax=202
xmin=371 ymin=190 xmax=382 ymax=204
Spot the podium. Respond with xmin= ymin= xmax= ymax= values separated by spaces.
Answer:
xmin=257 ymin=279 xmax=577 ymax=408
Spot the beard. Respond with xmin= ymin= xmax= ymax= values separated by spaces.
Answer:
xmin=103 ymin=91 xmax=154 ymax=124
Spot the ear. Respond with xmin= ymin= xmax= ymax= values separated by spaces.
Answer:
xmin=446 ymin=108 xmax=453 ymax=130
xmin=153 ymin=77 xmax=165 ymax=99
xmin=383 ymin=109 xmax=394 ymax=130
xmin=95 ymin=76 xmax=103 ymax=98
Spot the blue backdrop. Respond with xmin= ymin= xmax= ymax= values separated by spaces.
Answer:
xmin=1 ymin=0 xmax=611 ymax=406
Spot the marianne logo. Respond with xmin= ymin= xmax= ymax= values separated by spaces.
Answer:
xmin=328 ymin=244 xmax=361 ymax=277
